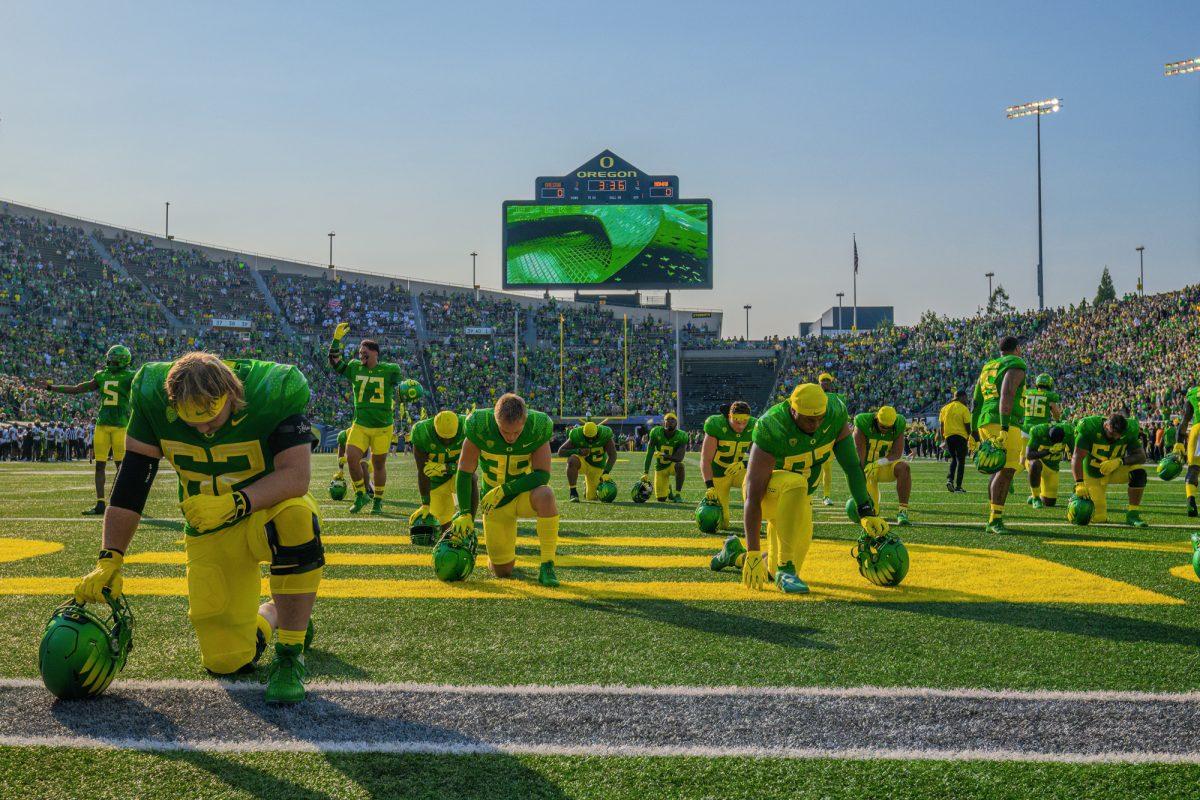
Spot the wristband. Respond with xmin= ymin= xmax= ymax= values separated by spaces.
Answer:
xmin=421 ymin=494 xmax=430 ymax=505
xmin=704 ymin=479 xmax=714 ymax=489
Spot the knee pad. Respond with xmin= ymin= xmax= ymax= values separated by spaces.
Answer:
xmin=200 ymin=639 xmax=259 ymax=675
xmin=265 ymin=507 xmax=325 ymax=594
xmin=1128 ymin=468 xmax=1147 ymax=488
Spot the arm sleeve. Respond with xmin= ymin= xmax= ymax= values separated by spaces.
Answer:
xmin=833 ymin=434 xmax=873 ymax=513
xmin=455 ymin=467 xmax=474 ymax=515
xmin=109 ymin=450 xmax=160 ymax=515
xmin=642 ymin=440 xmax=654 ymax=473
xmin=502 ymin=469 xmax=550 ymax=499
xmin=267 ymin=414 xmax=315 ymax=454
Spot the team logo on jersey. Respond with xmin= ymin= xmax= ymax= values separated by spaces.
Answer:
xmin=789 ymin=438 xmax=797 ymax=445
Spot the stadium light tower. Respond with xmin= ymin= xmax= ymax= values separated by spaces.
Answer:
xmin=470 ymin=251 xmax=479 ymax=300
xmin=1165 ymin=57 xmax=1200 ymax=77
xmin=1136 ymin=246 xmax=1145 ymax=296
xmin=985 ymin=271 xmax=995 ymax=308
xmin=327 ymin=232 xmax=335 ymax=270
xmin=1006 ymin=97 xmax=1061 ymax=311
xmin=743 ymin=304 xmax=751 ymax=340
xmin=836 ymin=292 xmax=845 ymax=333
xmin=164 ymin=201 xmax=171 ymax=242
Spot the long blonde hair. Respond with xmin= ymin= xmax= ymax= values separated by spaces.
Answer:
xmin=165 ymin=352 xmax=246 ymax=416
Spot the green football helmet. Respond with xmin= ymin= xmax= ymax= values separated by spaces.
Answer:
xmin=1035 ymin=373 xmax=1053 ymax=390
xmin=631 ymin=479 xmax=652 ymax=503
xmin=1191 ymin=533 xmax=1200 ymax=580
xmin=845 ymin=498 xmax=861 ymax=523
xmin=1157 ymin=454 xmax=1184 ymax=482
xmin=410 ymin=511 xmax=441 ymax=547
xmin=596 ymin=479 xmax=618 ymax=503
xmin=105 ymin=344 xmax=131 ymax=370
xmin=39 ymin=591 xmax=133 ymax=700
xmin=432 ymin=531 xmax=477 ymax=582
xmin=328 ymin=477 xmax=348 ymax=501
xmin=398 ymin=379 xmax=425 ymax=401
xmin=974 ymin=440 xmax=1006 ymax=474
xmin=852 ymin=533 xmax=909 ymax=587
xmin=1067 ymin=494 xmax=1095 ymax=526
xmin=695 ymin=497 xmax=723 ymax=534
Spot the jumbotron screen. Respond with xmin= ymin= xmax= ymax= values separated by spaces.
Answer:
xmin=502 ymin=201 xmax=712 ymax=289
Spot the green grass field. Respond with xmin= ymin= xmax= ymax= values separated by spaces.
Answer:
xmin=1 ymin=453 xmax=1198 ymax=798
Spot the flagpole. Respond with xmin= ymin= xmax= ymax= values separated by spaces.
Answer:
xmin=623 ymin=313 xmax=629 ymax=419
xmin=559 ymin=313 xmax=564 ymax=419
xmin=852 ymin=234 xmax=858 ymax=333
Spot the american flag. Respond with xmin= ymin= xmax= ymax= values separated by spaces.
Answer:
xmin=853 ymin=235 xmax=859 ymax=274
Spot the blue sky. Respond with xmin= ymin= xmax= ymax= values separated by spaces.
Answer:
xmin=2 ymin=2 xmax=1198 ymax=335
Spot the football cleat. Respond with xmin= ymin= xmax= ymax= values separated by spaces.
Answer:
xmin=668 ymin=491 xmax=682 ymax=503
xmin=822 ymin=497 xmax=833 ymax=506
xmin=774 ymin=561 xmax=809 ymax=594
xmin=1125 ymin=510 xmax=1149 ymax=529
xmin=710 ymin=535 xmax=746 ymax=572
xmin=1030 ymin=496 xmax=1044 ymax=509
xmin=264 ymin=643 xmax=306 ymax=705
xmin=81 ymin=501 xmax=105 ymax=516
xmin=1188 ymin=498 xmax=1198 ymax=518
xmin=946 ymin=481 xmax=955 ymax=493
xmin=371 ymin=497 xmax=384 ymax=515
xmin=569 ymin=492 xmax=580 ymax=503
xmin=985 ymin=518 xmax=1009 ymax=535
xmin=896 ymin=510 xmax=911 ymax=527
xmin=349 ymin=492 xmax=371 ymax=514
xmin=538 ymin=561 xmax=560 ymax=588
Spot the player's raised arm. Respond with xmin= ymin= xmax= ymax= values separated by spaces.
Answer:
xmin=46 ymin=378 xmax=99 ymax=395
xmin=327 ymin=322 xmax=350 ymax=369
xmin=74 ymin=435 xmax=161 ymax=604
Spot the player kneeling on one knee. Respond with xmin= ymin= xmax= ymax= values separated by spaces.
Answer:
xmin=725 ymin=383 xmax=889 ymax=595
xmin=73 ymin=353 xmax=323 ymax=704
xmin=1071 ymin=413 xmax=1149 ymax=528
xmin=451 ymin=393 xmax=562 ymax=587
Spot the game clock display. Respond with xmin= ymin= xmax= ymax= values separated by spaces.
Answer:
xmin=503 ymin=201 xmax=712 ymax=290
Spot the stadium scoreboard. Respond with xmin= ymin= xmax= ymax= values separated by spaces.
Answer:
xmin=535 ymin=150 xmax=680 ymax=202
xmin=507 ymin=150 xmax=712 ymax=290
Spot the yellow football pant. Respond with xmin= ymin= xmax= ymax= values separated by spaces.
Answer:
xmin=184 ymin=494 xmax=322 ymax=674
xmin=347 ymin=423 xmax=393 ymax=456
xmin=1188 ymin=424 xmax=1200 ymax=467
xmin=759 ymin=471 xmax=813 ymax=576
xmin=580 ymin=461 xmax=605 ymax=500
xmin=1040 ymin=467 xmax=1060 ymax=500
xmin=1083 ymin=465 xmax=1134 ymax=524
xmin=711 ymin=470 xmax=743 ymax=528
xmin=866 ymin=462 xmax=898 ymax=510
xmin=429 ymin=479 xmax=455 ymax=525
xmin=653 ymin=464 xmax=675 ymax=499
xmin=92 ymin=425 xmax=126 ymax=462
xmin=981 ymin=424 xmax=1025 ymax=470
xmin=821 ymin=460 xmax=832 ymax=498
xmin=482 ymin=490 xmax=558 ymax=566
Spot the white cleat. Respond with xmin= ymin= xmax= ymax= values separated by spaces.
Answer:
xmin=822 ymin=497 xmax=832 ymax=507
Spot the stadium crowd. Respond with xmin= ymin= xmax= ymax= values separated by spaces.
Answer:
xmin=4 ymin=210 xmax=1198 ymax=461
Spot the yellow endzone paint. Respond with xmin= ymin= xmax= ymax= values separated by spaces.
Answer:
xmin=1043 ymin=539 xmax=1191 ymax=554
xmin=1169 ymin=565 xmax=1199 ymax=584
xmin=0 ymin=538 xmax=62 ymax=564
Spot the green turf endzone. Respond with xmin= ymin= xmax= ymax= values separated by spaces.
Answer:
xmin=0 ymin=456 xmax=1197 ymax=690
xmin=2 ymin=748 xmax=1199 ymax=800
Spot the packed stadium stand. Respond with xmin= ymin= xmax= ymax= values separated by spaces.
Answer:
xmin=4 ymin=200 xmax=1198 ymax=451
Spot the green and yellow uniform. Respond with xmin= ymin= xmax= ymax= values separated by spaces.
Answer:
xmin=127 ymin=359 xmax=320 ymax=674
xmin=753 ymin=395 xmax=861 ymax=573
xmin=1185 ymin=387 xmax=1200 ymax=467
xmin=703 ymin=414 xmax=756 ymax=526
xmin=333 ymin=358 xmax=405 ymax=454
xmin=644 ymin=425 xmax=688 ymax=499
xmin=410 ymin=414 xmax=467 ymax=523
xmin=335 ymin=427 xmax=371 ymax=483
xmin=91 ymin=366 xmax=135 ymax=462
xmin=854 ymin=412 xmax=906 ymax=509
xmin=1022 ymin=387 xmax=1061 ymax=434
xmin=972 ymin=354 xmax=1027 ymax=470
xmin=1026 ymin=422 xmax=1075 ymax=500
xmin=566 ymin=424 xmax=614 ymax=500
xmin=465 ymin=408 xmax=554 ymax=566
xmin=1074 ymin=415 xmax=1142 ymax=523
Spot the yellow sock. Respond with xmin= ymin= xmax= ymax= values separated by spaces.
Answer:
xmin=989 ymin=503 xmax=1003 ymax=521
xmin=374 ymin=485 xmax=385 ymax=500
xmin=1128 ymin=504 xmax=1140 ymax=512
xmin=352 ymin=478 xmax=365 ymax=495
xmin=899 ymin=503 xmax=909 ymax=511
xmin=1187 ymin=484 xmax=1197 ymax=500
xmin=536 ymin=515 xmax=560 ymax=563
xmin=277 ymin=628 xmax=306 ymax=647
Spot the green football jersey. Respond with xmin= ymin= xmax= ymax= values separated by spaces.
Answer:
xmin=1027 ymin=422 xmax=1075 ymax=468
xmin=973 ymin=354 xmax=1028 ymax=428
xmin=126 ymin=359 xmax=310 ymax=536
xmin=1074 ymin=415 xmax=1141 ymax=478
xmin=410 ymin=414 xmax=467 ymax=489
xmin=567 ymin=425 xmax=614 ymax=468
xmin=702 ymin=414 xmax=756 ymax=478
xmin=337 ymin=428 xmax=349 ymax=447
xmin=465 ymin=408 xmax=553 ymax=490
xmin=753 ymin=394 xmax=849 ymax=491
xmin=1187 ymin=387 xmax=1200 ymax=421
xmin=92 ymin=367 xmax=135 ymax=427
xmin=333 ymin=358 xmax=405 ymax=428
xmin=647 ymin=425 xmax=688 ymax=470
xmin=1022 ymin=387 xmax=1060 ymax=431
xmin=853 ymin=412 xmax=906 ymax=465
